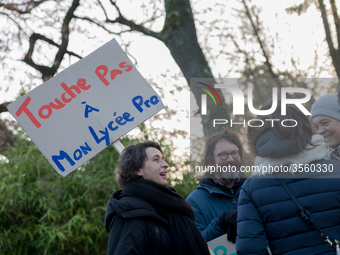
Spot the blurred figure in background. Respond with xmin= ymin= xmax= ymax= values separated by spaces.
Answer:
xmin=311 ymin=93 xmax=340 ymax=161
xmin=186 ymin=130 xmax=247 ymax=243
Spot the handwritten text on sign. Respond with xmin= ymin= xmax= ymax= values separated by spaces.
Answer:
xmin=8 ymin=39 xmax=164 ymax=177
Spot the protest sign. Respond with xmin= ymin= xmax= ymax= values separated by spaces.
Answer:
xmin=207 ymin=234 xmax=236 ymax=255
xmin=207 ymin=233 xmax=273 ymax=255
xmin=7 ymin=39 xmax=164 ymax=177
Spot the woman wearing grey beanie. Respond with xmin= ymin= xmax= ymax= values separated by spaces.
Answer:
xmin=311 ymin=93 xmax=340 ymax=160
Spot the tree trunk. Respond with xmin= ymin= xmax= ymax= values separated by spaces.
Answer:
xmin=318 ymin=0 xmax=340 ymax=78
xmin=161 ymin=0 xmax=231 ymax=136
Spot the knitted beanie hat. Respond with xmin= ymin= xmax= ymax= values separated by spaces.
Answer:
xmin=310 ymin=93 xmax=340 ymax=121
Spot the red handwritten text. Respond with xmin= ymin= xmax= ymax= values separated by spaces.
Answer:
xmin=15 ymin=61 xmax=133 ymax=129
xmin=16 ymin=78 xmax=91 ymax=128
xmin=95 ymin=62 xmax=132 ymax=86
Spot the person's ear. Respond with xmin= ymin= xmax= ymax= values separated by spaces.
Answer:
xmin=135 ymin=169 xmax=143 ymax=176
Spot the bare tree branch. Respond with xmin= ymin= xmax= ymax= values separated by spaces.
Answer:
xmin=0 ymin=11 xmax=23 ymax=31
xmin=22 ymin=0 xmax=81 ymax=81
xmin=52 ymin=0 xmax=80 ymax=73
xmin=285 ymin=0 xmax=315 ymax=15
xmin=330 ymin=0 xmax=340 ymax=50
xmin=28 ymin=32 xmax=82 ymax=58
xmin=227 ymin=34 xmax=253 ymax=70
xmin=105 ymin=1 xmax=163 ymax=40
xmin=0 ymin=0 xmax=49 ymax=14
xmin=318 ymin=0 xmax=340 ymax=77
xmin=73 ymin=15 xmax=122 ymax=34
xmin=227 ymin=33 xmax=267 ymax=102
xmin=241 ymin=0 xmax=279 ymax=81
xmin=97 ymin=0 xmax=109 ymax=19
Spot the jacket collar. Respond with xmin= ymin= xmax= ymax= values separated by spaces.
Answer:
xmin=252 ymin=134 xmax=330 ymax=177
xmin=199 ymin=177 xmax=245 ymax=197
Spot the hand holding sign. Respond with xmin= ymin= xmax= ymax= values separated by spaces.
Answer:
xmin=218 ymin=210 xmax=238 ymax=243
xmin=207 ymin=234 xmax=237 ymax=255
xmin=8 ymin=39 xmax=164 ymax=177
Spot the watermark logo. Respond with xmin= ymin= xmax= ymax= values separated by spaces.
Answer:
xmin=201 ymin=82 xmax=311 ymax=116
xmin=197 ymin=82 xmax=223 ymax=115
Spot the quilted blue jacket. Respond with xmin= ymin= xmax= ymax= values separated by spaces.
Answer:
xmin=237 ymin=170 xmax=340 ymax=255
xmin=186 ymin=178 xmax=245 ymax=242
xmin=237 ymin=132 xmax=340 ymax=255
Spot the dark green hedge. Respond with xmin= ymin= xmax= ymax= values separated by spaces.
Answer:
xmin=0 ymin=129 xmax=198 ymax=254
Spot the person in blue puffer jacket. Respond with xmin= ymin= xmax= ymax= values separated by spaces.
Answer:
xmin=236 ymin=100 xmax=340 ymax=255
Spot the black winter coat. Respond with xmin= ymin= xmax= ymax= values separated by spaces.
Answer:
xmin=105 ymin=190 xmax=176 ymax=255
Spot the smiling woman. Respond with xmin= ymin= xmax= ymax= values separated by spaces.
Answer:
xmin=135 ymin=147 xmax=169 ymax=186
xmin=105 ymin=140 xmax=211 ymax=255
xmin=311 ymin=93 xmax=340 ymax=160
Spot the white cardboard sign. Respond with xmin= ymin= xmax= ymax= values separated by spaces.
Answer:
xmin=207 ymin=234 xmax=236 ymax=255
xmin=207 ymin=234 xmax=273 ymax=255
xmin=7 ymin=39 xmax=164 ymax=177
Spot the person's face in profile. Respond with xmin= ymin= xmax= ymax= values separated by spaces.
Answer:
xmin=312 ymin=115 xmax=340 ymax=148
xmin=136 ymin=147 xmax=169 ymax=186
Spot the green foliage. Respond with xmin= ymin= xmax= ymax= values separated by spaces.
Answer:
xmin=172 ymin=171 xmax=199 ymax=199
xmin=0 ymin=126 xmax=194 ymax=254
xmin=0 ymin=131 xmax=123 ymax=254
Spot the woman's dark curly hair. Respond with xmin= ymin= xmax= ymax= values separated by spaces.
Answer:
xmin=115 ymin=141 xmax=163 ymax=188
xmin=201 ymin=129 xmax=243 ymax=167
xmin=247 ymin=99 xmax=314 ymax=156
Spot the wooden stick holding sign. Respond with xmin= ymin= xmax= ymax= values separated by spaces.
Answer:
xmin=7 ymin=39 xmax=164 ymax=177
xmin=112 ymin=140 xmax=125 ymax=155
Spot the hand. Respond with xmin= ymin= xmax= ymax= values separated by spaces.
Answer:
xmin=227 ymin=223 xmax=237 ymax=243
xmin=218 ymin=210 xmax=238 ymax=230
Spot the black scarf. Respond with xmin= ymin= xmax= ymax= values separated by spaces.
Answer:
xmin=124 ymin=179 xmax=211 ymax=255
